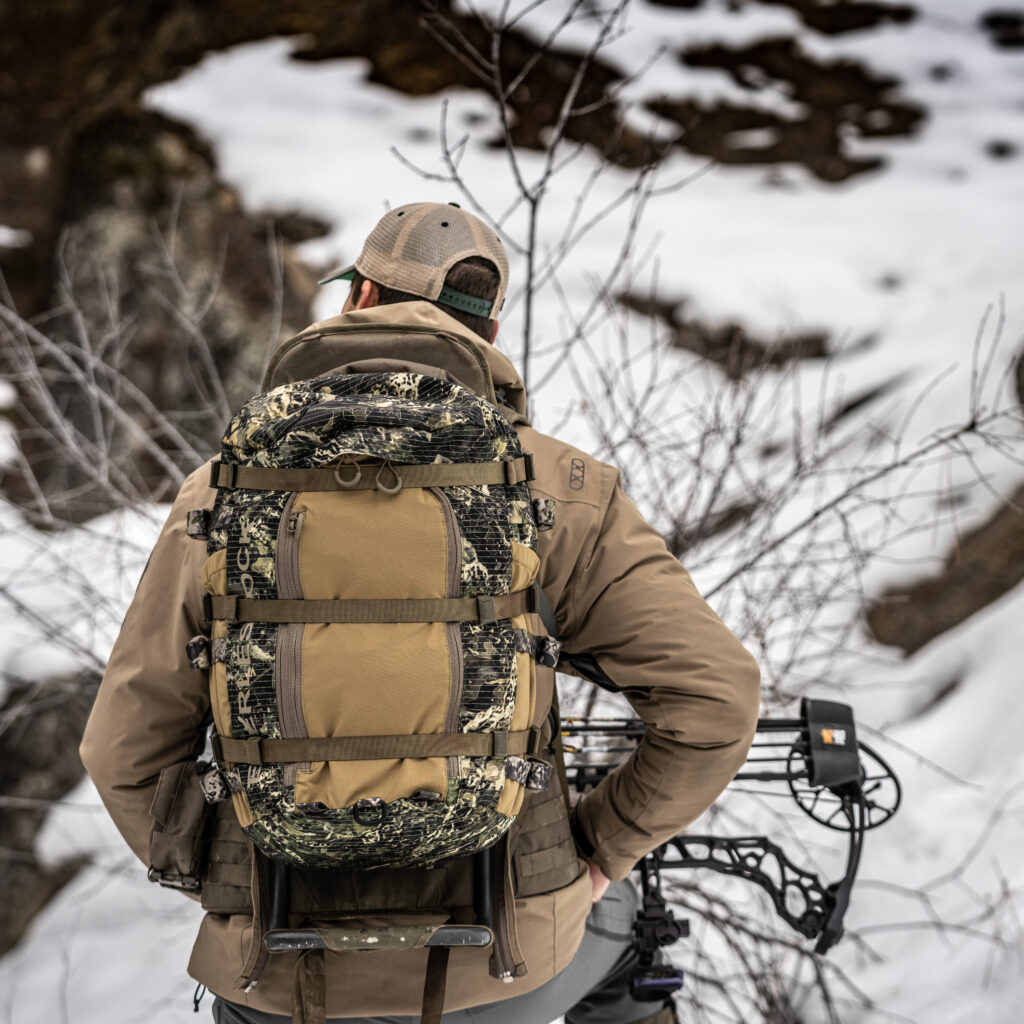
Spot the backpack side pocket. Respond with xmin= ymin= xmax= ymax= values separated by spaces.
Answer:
xmin=148 ymin=760 xmax=212 ymax=895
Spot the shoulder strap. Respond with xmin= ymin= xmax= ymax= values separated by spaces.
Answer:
xmin=535 ymin=584 xmax=559 ymax=639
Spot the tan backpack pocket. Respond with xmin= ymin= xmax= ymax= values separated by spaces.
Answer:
xmin=294 ymin=621 xmax=453 ymax=807
xmin=290 ymin=487 xmax=456 ymax=811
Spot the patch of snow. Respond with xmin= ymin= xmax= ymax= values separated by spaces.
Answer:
xmin=0 ymin=499 xmax=168 ymax=694
xmin=3 ymin=2 xmax=1021 ymax=1021
xmin=0 ymin=775 xmax=204 ymax=1024
xmin=0 ymin=225 xmax=32 ymax=249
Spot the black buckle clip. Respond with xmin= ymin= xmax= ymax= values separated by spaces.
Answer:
xmin=147 ymin=867 xmax=201 ymax=893
xmin=630 ymin=965 xmax=685 ymax=1002
xmin=352 ymin=798 xmax=388 ymax=828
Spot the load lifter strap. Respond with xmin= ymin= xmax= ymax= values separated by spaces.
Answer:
xmin=210 ymin=455 xmax=534 ymax=491
xmin=203 ymin=588 xmax=537 ymax=625
xmin=213 ymin=727 xmax=544 ymax=765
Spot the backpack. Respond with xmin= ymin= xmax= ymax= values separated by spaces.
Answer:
xmin=191 ymin=367 xmax=556 ymax=872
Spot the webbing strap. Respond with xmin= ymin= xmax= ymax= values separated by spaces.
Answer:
xmin=291 ymin=948 xmax=325 ymax=1024
xmin=421 ymin=945 xmax=450 ymax=1024
xmin=213 ymin=729 xmax=539 ymax=765
xmin=204 ymin=589 xmax=537 ymax=625
xmin=210 ymin=455 xmax=534 ymax=491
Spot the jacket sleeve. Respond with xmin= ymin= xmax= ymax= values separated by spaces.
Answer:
xmin=79 ymin=465 xmax=215 ymax=866
xmin=559 ymin=476 xmax=761 ymax=881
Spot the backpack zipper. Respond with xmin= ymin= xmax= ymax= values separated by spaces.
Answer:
xmin=431 ymin=487 xmax=464 ymax=783
xmin=276 ymin=493 xmax=308 ymax=787
xmin=491 ymin=834 xmax=523 ymax=981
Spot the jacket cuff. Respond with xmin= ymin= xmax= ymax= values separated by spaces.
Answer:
xmin=569 ymin=803 xmax=596 ymax=859
xmin=574 ymin=793 xmax=639 ymax=881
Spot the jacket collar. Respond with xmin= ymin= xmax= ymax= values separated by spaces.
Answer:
xmin=304 ymin=302 xmax=528 ymax=416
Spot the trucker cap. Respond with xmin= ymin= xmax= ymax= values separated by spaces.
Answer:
xmin=319 ymin=202 xmax=509 ymax=319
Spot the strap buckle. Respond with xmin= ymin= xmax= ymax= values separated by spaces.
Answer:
xmin=526 ymin=725 xmax=543 ymax=756
xmin=147 ymin=867 xmax=201 ymax=892
xmin=503 ymin=455 xmax=535 ymax=485
xmin=210 ymin=462 xmax=237 ymax=489
xmin=202 ymin=595 xmax=238 ymax=623
xmin=476 ymin=596 xmax=497 ymax=625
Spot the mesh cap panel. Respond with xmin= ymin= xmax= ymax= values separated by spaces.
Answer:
xmin=343 ymin=203 xmax=509 ymax=318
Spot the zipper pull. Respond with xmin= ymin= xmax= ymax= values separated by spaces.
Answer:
xmin=287 ymin=510 xmax=305 ymax=539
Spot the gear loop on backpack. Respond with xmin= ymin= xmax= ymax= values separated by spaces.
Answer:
xmin=333 ymin=456 xmax=363 ymax=488
xmin=375 ymin=459 xmax=403 ymax=495
xmin=352 ymin=797 xmax=389 ymax=827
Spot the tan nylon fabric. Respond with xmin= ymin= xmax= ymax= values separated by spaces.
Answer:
xmin=80 ymin=301 xmax=760 ymax=1017
xmin=292 ymin=487 xmax=448 ymax=806
xmin=262 ymin=321 xmax=496 ymax=400
xmin=293 ymin=482 xmax=450 ymax=809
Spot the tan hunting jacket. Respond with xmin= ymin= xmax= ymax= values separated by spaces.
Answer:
xmin=80 ymin=302 xmax=760 ymax=1016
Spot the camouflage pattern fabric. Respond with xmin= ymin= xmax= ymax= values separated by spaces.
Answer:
xmin=200 ymin=766 xmax=242 ymax=804
xmin=533 ymin=498 xmax=556 ymax=532
xmin=527 ymin=761 xmax=553 ymax=791
xmin=187 ymin=635 xmax=228 ymax=670
xmin=186 ymin=509 xmax=210 ymax=541
xmin=207 ymin=372 xmax=540 ymax=870
xmin=186 ymin=636 xmax=211 ymax=670
xmin=512 ymin=629 xmax=562 ymax=669
xmin=504 ymin=756 xmax=550 ymax=793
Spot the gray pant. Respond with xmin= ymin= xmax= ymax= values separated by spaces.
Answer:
xmin=212 ymin=879 xmax=661 ymax=1024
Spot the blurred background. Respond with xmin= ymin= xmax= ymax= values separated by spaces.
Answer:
xmin=1 ymin=1 xmax=1023 ymax=1021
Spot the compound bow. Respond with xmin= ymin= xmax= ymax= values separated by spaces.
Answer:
xmin=560 ymin=697 xmax=901 ymax=1001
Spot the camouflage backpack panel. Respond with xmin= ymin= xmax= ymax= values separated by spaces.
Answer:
xmin=202 ymin=372 xmax=542 ymax=869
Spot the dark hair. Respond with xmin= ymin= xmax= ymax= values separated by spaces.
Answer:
xmin=350 ymin=256 xmax=500 ymax=341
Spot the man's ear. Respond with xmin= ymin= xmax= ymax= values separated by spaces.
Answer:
xmin=356 ymin=280 xmax=379 ymax=310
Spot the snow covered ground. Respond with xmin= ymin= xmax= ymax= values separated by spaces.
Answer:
xmin=2 ymin=1 xmax=1023 ymax=1021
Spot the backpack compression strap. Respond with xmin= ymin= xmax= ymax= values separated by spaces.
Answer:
xmin=203 ymin=589 xmax=537 ymax=625
xmin=213 ymin=727 xmax=544 ymax=765
xmin=210 ymin=455 xmax=534 ymax=491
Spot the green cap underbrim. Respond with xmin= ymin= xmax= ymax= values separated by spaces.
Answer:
xmin=318 ymin=267 xmax=499 ymax=318
xmin=317 ymin=266 xmax=357 ymax=286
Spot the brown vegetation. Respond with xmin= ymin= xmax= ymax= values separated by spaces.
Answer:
xmin=867 ymin=481 xmax=1024 ymax=654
